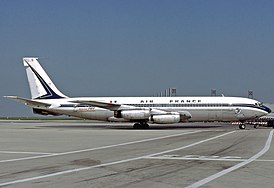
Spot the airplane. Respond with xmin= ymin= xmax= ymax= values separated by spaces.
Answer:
xmin=5 ymin=57 xmax=271 ymax=129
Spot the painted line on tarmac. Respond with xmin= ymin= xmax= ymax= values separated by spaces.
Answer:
xmin=146 ymin=156 xmax=274 ymax=162
xmin=185 ymin=130 xmax=274 ymax=188
xmin=144 ymin=131 xmax=236 ymax=158
xmin=0 ymin=130 xmax=201 ymax=163
xmin=0 ymin=151 xmax=55 ymax=155
xmin=145 ymin=156 xmax=245 ymax=162
xmin=0 ymin=131 xmax=235 ymax=187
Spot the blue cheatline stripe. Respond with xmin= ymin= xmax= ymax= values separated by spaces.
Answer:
xmin=233 ymin=103 xmax=271 ymax=113
xmin=24 ymin=61 xmax=65 ymax=99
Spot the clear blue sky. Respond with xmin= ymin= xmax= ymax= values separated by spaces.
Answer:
xmin=1 ymin=0 xmax=274 ymax=117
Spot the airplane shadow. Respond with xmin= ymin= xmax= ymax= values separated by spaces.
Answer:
xmin=39 ymin=123 xmax=225 ymax=130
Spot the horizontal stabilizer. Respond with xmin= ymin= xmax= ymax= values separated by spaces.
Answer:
xmin=4 ymin=96 xmax=51 ymax=108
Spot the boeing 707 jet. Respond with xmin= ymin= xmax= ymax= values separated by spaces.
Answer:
xmin=5 ymin=58 xmax=271 ymax=129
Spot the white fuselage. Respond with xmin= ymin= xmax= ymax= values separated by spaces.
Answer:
xmin=7 ymin=58 xmax=271 ymax=129
xmin=34 ymin=96 xmax=270 ymax=123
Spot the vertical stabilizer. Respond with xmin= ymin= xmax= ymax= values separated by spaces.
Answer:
xmin=23 ymin=57 xmax=67 ymax=99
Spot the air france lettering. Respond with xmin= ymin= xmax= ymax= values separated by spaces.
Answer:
xmin=140 ymin=99 xmax=202 ymax=103
xmin=169 ymin=100 xmax=202 ymax=103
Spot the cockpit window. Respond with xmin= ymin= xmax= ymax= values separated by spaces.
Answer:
xmin=255 ymin=102 xmax=263 ymax=107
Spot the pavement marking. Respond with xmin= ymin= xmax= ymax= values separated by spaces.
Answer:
xmin=146 ymin=155 xmax=274 ymax=162
xmin=145 ymin=156 xmax=245 ymax=162
xmin=185 ymin=130 xmax=274 ymax=188
xmin=0 ymin=130 xmax=201 ymax=163
xmin=145 ymin=131 xmax=236 ymax=158
xmin=0 ymin=130 xmax=235 ymax=187
xmin=0 ymin=151 xmax=55 ymax=155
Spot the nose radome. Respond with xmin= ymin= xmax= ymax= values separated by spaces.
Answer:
xmin=263 ymin=105 xmax=272 ymax=114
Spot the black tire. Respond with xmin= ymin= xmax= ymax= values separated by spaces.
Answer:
xmin=133 ymin=123 xmax=150 ymax=129
xmin=142 ymin=123 xmax=150 ymax=129
xmin=239 ymin=124 xmax=246 ymax=129
xmin=133 ymin=123 xmax=141 ymax=129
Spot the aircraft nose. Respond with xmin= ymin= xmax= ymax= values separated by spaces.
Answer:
xmin=262 ymin=105 xmax=272 ymax=114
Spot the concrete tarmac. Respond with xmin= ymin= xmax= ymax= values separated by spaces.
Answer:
xmin=0 ymin=120 xmax=273 ymax=188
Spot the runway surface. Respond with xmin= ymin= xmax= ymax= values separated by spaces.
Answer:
xmin=0 ymin=120 xmax=273 ymax=188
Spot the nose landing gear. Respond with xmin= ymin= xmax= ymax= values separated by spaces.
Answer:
xmin=238 ymin=122 xmax=259 ymax=129
xmin=239 ymin=124 xmax=246 ymax=129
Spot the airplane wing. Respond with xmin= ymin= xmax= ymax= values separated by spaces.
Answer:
xmin=4 ymin=96 xmax=51 ymax=108
xmin=69 ymin=100 xmax=124 ymax=111
xmin=69 ymin=99 xmax=191 ymax=118
xmin=69 ymin=99 xmax=192 ymax=121
xmin=69 ymin=99 xmax=153 ymax=111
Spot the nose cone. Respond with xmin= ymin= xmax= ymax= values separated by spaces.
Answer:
xmin=262 ymin=105 xmax=272 ymax=114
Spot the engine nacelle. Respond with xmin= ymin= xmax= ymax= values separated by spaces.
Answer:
xmin=119 ymin=110 xmax=150 ymax=120
xmin=178 ymin=111 xmax=192 ymax=121
xmin=151 ymin=114 xmax=180 ymax=124
xmin=33 ymin=108 xmax=61 ymax=116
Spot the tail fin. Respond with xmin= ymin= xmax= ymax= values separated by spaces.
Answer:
xmin=23 ymin=57 xmax=67 ymax=99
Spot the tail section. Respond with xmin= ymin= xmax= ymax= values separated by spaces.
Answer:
xmin=23 ymin=57 xmax=67 ymax=99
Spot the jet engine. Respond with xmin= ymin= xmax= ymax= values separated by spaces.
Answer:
xmin=33 ymin=108 xmax=61 ymax=116
xmin=150 ymin=114 xmax=180 ymax=124
xmin=115 ymin=110 xmax=150 ymax=120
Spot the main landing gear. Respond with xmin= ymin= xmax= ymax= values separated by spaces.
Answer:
xmin=133 ymin=122 xmax=150 ymax=129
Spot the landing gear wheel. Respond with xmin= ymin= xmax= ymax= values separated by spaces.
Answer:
xmin=133 ymin=123 xmax=150 ymax=129
xmin=254 ymin=124 xmax=258 ymax=129
xmin=133 ymin=123 xmax=141 ymax=129
xmin=239 ymin=124 xmax=246 ymax=129
xmin=142 ymin=123 xmax=149 ymax=129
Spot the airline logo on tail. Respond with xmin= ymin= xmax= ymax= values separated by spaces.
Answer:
xmin=23 ymin=58 xmax=67 ymax=99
